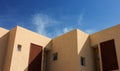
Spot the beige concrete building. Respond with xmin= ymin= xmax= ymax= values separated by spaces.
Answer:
xmin=0 ymin=24 xmax=120 ymax=71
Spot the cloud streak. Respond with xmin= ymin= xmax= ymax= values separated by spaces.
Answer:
xmin=31 ymin=13 xmax=95 ymax=38
xmin=51 ymin=27 xmax=74 ymax=38
xmin=32 ymin=13 xmax=59 ymax=37
xmin=84 ymin=29 xmax=96 ymax=34
xmin=63 ymin=27 xmax=73 ymax=33
xmin=78 ymin=12 xmax=84 ymax=26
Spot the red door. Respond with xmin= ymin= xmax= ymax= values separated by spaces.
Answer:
xmin=100 ymin=39 xmax=119 ymax=71
xmin=28 ymin=43 xmax=42 ymax=71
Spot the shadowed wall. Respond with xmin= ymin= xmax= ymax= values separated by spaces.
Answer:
xmin=28 ymin=43 xmax=42 ymax=71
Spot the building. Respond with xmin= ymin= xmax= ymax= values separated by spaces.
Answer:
xmin=0 ymin=24 xmax=120 ymax=71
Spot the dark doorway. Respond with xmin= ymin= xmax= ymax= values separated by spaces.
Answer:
xmin=28 ymin=43 xmax=42 ymax=71
xmin=100 ymin=39 xmax=119 ymax=71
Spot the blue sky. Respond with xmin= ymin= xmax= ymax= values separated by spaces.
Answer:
xmin=0 ymin=0 xmax=120 ymax=38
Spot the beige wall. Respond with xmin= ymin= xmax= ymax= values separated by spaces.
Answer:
xmin=3 ymin=27 xmax=17 ymax=71
xmin=0 ymin=27 xmax=9 ymax=37
xmin=0 ymin=26 xmax=95 ymax=71
xmin=90 ymin=24 xmax=120 ymax=71
xmin=8 ymin=26 xmax=51 ymax=71
xmin=0 ymin=28 xmax=9 ymax=71
xmin=1 ymin=24 xmax=120 ymax=71
xmin=46 ymin=29 xmax=95 ymax=71
xmin=46 ymin=30 xmax=78 ymax=71
xmin=77 ymin=29 xmax=95 ymax=71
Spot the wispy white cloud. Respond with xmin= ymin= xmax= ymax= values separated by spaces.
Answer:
xmin=77 ymin=12 xmax=97 ymax=34
xmin=78 ymin=12 xmax=84 ymax=26
xmin=63 ymin=27 xmax=73 ymax=33
xmin=53 ymin=27 xmax=73 ymax=37
xmin=31 ymin=13 xmax=75 ymax=38
xmin=32 ymin=13 xmax=92 ymax=38
xmin=32 ymin=13 xmax=59 ymax=37
xmin=84 ymin=29 xmax=96 ymax=34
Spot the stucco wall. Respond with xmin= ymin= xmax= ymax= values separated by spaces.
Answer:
xmin=0 ymin=28 xmax=9 ymax=71
xmin=77 ymin=29 xmax=95 ymax=71
xmin=0 ymin=27 xmax=9 ymax=37
xmin=1 ymin=24 xmax=120 ymax=71
xmin=46 ymin=29 xmax=95 ymax=71
xmin=46 ymin=30 xmax=78 ymax=71
xmin=3 ymin=27 xmax=17 ymax=71
xmin=9 ymin=26 xmax=51 ymax=71
xmin=90 ymin=24 xmax=120 ymax=71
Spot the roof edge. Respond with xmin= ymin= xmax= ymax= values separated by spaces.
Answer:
xmin=90 ymin=24 xmax=120 ymax=35
xmin=12 ymin=25 xmax=51 ymax=39
xmin=0 ymin=27 xmax=9 ymax=31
